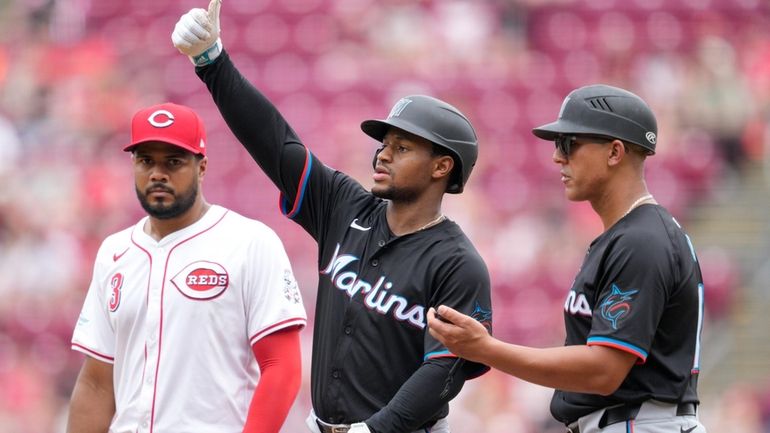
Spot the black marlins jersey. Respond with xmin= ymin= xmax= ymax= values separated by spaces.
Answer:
xmin=551 ymin=204 xmax=705 ymax=424
xmin=198 ymin=52 xmax=492 ymax=426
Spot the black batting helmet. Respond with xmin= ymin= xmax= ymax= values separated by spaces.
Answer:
xmin=532 ymin=84 xmax=658 ymax=154
xmin=361 ymin=95 xmax=478 ymax=194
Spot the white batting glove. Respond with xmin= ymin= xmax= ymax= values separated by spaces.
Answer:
xmin=171 ymin=0 xmax=223 ymax=66
xmin=348 ymin=423 xmax=372 ymax=433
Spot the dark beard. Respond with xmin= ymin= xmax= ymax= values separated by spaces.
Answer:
xmin=371 ymin=185 xmax=420 ymax=204
xmin=136 ymin=182 xmax=198 ymax=220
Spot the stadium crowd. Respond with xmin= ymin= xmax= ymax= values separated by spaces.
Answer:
xmin=0 ymin=0 xmax=769 ymax=431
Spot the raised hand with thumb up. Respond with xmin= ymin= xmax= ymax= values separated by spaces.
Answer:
xmin=171 ymin=0 xmax=223 ymax=66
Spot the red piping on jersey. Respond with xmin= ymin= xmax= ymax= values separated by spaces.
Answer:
xmin=279 ymin=147 xmax=311 ymax=219
xmin=249 ymin=317 xmax=307 ymax=345
xmin=587 ymin=340 xmax=648 ymax=363
xmin=131 ymin=209 xmax=229 ymax=433
xmin=71 ymin=343 xmax=115 ymax=363
xmin=425 ymin=353 xmax=456 ymax=360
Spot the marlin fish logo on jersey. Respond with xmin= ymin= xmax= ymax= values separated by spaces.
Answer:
xmin=320 ymin=244 xmax=426 ymax=329
xmin=599 ymin=284 xmax=638 ymax=329
xmin=471 ymin=301 xmax=492 ymax=334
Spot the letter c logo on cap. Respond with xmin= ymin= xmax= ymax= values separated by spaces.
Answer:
xmin=148 ymin=110 xmax=175 ymax=128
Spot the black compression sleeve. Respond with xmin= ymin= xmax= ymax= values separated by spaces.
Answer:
xmin=195 ymin=50 xmax=306 ymax=189
xmin=364 ymin=357 xmax=468 ymax=433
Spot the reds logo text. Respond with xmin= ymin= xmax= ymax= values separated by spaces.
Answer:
xmin=171 ymin=261 xmax=229 ymax=300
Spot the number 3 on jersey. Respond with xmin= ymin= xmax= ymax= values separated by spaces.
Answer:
xmin=109 ymin=273 xmax=123 ymax=312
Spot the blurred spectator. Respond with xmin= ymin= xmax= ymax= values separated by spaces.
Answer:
xmin=680 ymin=35 xmax=754 ymax=171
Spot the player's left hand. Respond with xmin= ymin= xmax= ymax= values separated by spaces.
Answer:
xmin=348 ymin=422 xmax=372 ymax=433
xmin=427 ymin=306 xmax=490 ymax=363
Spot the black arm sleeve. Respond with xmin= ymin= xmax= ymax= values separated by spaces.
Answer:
xmin=364 ymin=357 xmax=469 ymax=433
xmin=195 ymin=50 xmax=308 ymax=201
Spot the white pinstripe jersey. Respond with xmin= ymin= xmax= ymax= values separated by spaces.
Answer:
xmin=71 ymin=205 xmax=306 ymax=433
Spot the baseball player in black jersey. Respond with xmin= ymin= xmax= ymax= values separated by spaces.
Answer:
xmin=428 ymin=84 xmax=707 ymax=433
xmin=171 ymin=2 xmax=492 ymax=433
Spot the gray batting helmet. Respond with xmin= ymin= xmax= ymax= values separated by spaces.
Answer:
xmin=361 ymin=95 xmax=478 ymax=194
xmin=532 ymin=84 xmax=658 ymax=154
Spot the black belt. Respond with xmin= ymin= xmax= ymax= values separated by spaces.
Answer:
xmin=316 ymin=419 xmax=350 ymax=433
xmin=566 ymin=402 xmax=697 ymax=433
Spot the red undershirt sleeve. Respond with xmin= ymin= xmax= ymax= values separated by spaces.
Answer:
xmin=242 ymin=327 xmax=303 ymax=433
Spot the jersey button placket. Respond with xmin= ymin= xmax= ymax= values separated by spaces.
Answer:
xmin=370 ymin=259 xmax=379 ymax=267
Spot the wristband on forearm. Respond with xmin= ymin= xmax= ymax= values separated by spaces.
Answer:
xmin=191 ymin=39 xmax=222 ymax=66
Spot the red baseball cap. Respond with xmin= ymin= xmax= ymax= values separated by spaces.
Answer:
xmin=124 ymin=102 xmax=207 ymax=156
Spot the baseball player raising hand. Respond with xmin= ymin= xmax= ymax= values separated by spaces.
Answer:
xmin=67 ymin=102 xmax=307 ymax=433
xmin=172 ymin=3 xmax=494 ymax=433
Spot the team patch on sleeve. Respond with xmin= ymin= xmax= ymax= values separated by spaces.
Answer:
xmin=283 ymin=269 xmax=302 ymax=304
xmin=470 ymin=301 xmax=492 ymax=334
xmin=599 ymin=284 xmax=638 ymax=330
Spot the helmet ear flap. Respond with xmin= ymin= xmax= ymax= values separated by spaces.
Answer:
xmin=372 ymin=147 xmax=383 ymax=170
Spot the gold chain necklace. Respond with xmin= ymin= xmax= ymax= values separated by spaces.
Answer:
xmin=417 ymin=214 xmax=446 ymax=231
xmin=623 ymin=193 xmax=654 ymax=217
